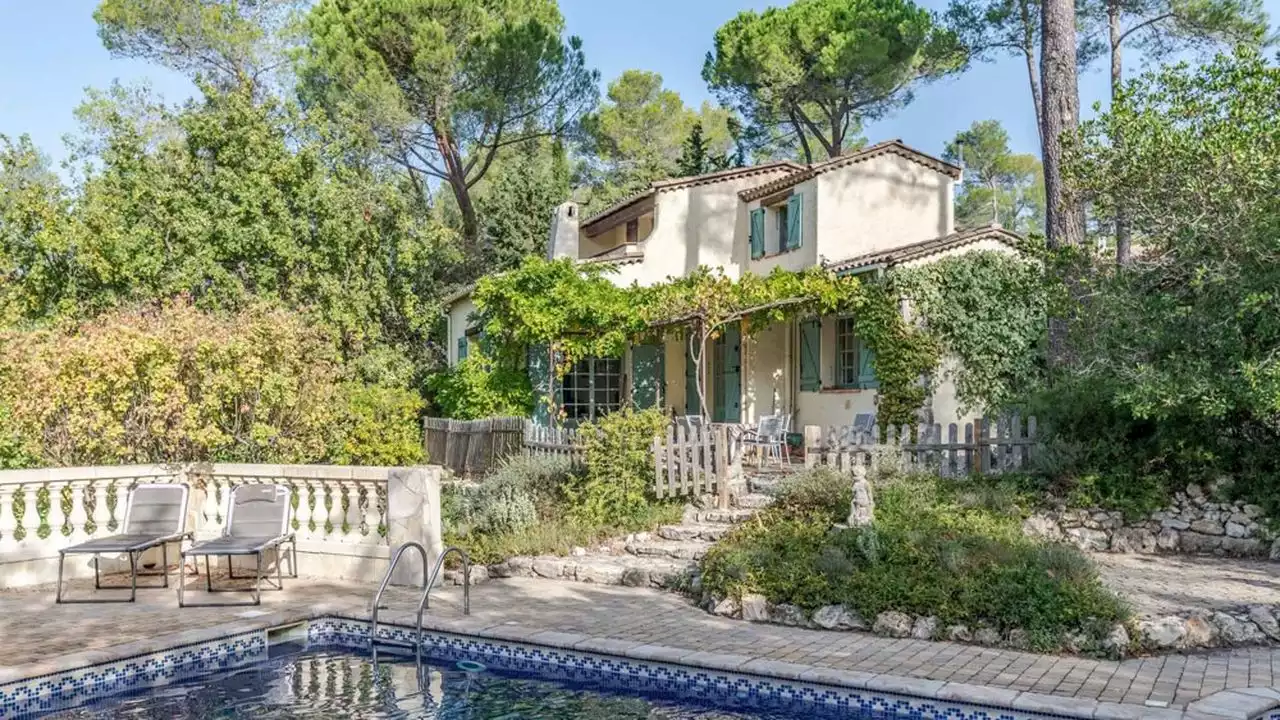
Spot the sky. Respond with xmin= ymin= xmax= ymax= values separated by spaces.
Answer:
xmin=0 ymin=0 xmax=1275 ymax=171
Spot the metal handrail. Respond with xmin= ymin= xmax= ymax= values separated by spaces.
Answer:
xmin=414 ymin=546 xmax=471 ymax=654
xmin=369 ymin=541 xmax=429 ymax=648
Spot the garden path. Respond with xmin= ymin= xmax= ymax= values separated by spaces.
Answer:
xmin=1094 ymin=553 xmax=1280 ymax=617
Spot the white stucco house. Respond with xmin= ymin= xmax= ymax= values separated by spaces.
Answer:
xmin=445 ymin=139 xmax=1023 ymax=429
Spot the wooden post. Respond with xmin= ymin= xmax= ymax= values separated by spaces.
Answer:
xmin=715 ymin=424 xmax=731 ymax=510
xmin=803 ymin=425 xmax=821 ymax=468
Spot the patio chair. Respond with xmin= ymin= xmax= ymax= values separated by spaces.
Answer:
xmin=178 ymin=484 xmax=297 ymax=607
xmin=742 ymin=414 xmax=787 ymax=467
xmin=55 ymin=483 xmax=192 ymax=604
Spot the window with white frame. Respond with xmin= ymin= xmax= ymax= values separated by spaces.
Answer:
xmin=835 ymin=318 xmax=859 ymax=388
xmin=560 ymin=357 xmax=622 ymax=424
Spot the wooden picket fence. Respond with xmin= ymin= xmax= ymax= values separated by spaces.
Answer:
xmin=803 ymin=415 xmax=1037 ymax=477
xmin=651 ymin=423 xmax=744 ymax=500
xmin=523 ymin=424 xmax=587 ymax=465
xmin=423 ymin=417 xmax=587 ymax=477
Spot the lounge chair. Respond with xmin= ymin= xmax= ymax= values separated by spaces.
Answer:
xmin=55 ymin=483 xmax=192 ymax=604
xmin=178 ymin=484 xmax=296 ymax=607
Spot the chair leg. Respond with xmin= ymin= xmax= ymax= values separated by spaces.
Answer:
xmin=178 ymin=551 xmax=186 ymax=608
xmin=205 ymin=555 xmax=213 ymax=592
xmin=128 ymin=551 xmax=138 ymax=603
xmin=254 ymin=551 xmax=263 ymax=606
xmin=55 ymin=552 xmax=66 ymax=604
xmin=161 ymin=542 xmax=169 ymax=589
xmin=276 ymin=546 xmax=283 ymax=591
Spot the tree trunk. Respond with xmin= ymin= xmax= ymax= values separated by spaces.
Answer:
xmin=433 ymin=124 xmax=481 ymax=245
xmin=1041 ymin=0 xmax=1087 ymax=366
xmin=1020 ymin=0 xmax=1045 ymax=146
xmin=1109 ymin=1 xmax=1132 ymax=266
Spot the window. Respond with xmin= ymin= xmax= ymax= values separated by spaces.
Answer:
xmin=836 ymin=318 xmax=859 ymax=387
xmin=560 ymin=357 xmax=622 ymax=424
xmin=777 ymin=204 xmax=789 ymax=251
xmin=626 ymin=218 xmax=639 ymax=244
xmin=456 ymin=336 xmax=468 ymax=363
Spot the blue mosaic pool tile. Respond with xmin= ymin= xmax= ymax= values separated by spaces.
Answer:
xmin=0 ymin=631 xmax=266 ymax=719
xmin=307 ymin=618 xmax=1059 ymax=720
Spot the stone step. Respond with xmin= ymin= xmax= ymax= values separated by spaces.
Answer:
xmin=486 ymin=554 xmax=696 ymax=590
xmin=733 ymin=493 xmax=775 ymax=510
xmin=688 ymin=507 xmax=758 ymax=525
xmin=746 ymin=474 xmax=788 ymax=496
xmin=657 ymin=523 xmax=732 ymax=542
xmin=624 ymin=539 xmax=712 ymax=560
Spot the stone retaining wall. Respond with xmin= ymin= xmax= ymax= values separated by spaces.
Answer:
xmin=1022 ymin=483 xmax=1276 ymax=558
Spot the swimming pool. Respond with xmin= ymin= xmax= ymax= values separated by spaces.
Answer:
xmin=38 ymin=644 xmax=846 ymax=719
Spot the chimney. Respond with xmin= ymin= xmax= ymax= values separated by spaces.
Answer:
xmin=547 ymin=201 xmax=580 ymax=261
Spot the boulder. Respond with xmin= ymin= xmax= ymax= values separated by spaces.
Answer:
xmin=1138 ymin=616 xmax=1187 ymax=650
xmin=1248 ymin=606 xmax=1280 ymax=641
xmin=531 ymin=558 xmax=567 ymax=579
xmin=1211 ymin=612 xmax=1265 ymax=645
xmin=577 ymin=563 xmax=624 ymax=584
xmin=1161 ymin=517 xmax=1191 ymax=531
xmin=911 ymin=615 xmax=938 ymax=640
xmin=713 ymin=597 xmax=740 ymax=618
xmin=1110 ymin=528 xmax=1156 ymax=553
xmin=741 ymin=594 xmax=769 ymax=622
xmin=945 ymin=625 xmax=973 ymax=642
xmin=1226 ymin=522 xmax=1248 ymax=538
xmin=1229 ymin=513 xmax=1251 ymax=526
xmin=771 ymin=603 xmax=807 ymax=627
xmin=1180 ymin=533 xmax=1223 ymax=554
xmin=1156 ymin=529 xmax=1180 ymax=552
xmin=872 ymin=611 xmax=914 ymax=638
xmin=974 ymin=628 xmax=1002 ymax=646
xmin=1021 ymin=515 xmax=1063 ymax=542
xmin=1191 ymin=519 xmax=1225 ymax=536
xmin=1220 ymin=537 xmax=1263 ymax=556
xmin=1062 ymin=632 xmax=1091 ymax=654
xmin=812 ymin=605 xmax=867 ymax=631
xmin=1103 ymin=624 xmax=1131 ymax=657
xmin=1186 ymin=483 xmax=1205 ymax=499
xmin=1065 ymin=527 xmax=1111 ymax=552
xmin=1183 ymin=614 xmax=1218 ymax=648
xmin=1244 ymin=504 xmax=1265 ymax=519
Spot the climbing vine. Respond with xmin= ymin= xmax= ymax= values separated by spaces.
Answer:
xmin=893 ymin=251 xmax=1046 ymax=413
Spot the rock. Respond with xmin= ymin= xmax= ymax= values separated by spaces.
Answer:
xmin=1065 ymin=527 xmax=1111 ymax=552
xmin=713 ymin=597 xmax=740 ymax=618
xmin=1191 ymin=519 xmax=1225 ymax=536
xmin=1156 ymin=528 xmax=1180 ymax=552
xmin=974 ymin=628 xmax=1002 ymax=646
xmin=812 ymin=605 xmax=867 ymax=631
xmin=1183 ymin=614 xmax=1217 ymax=647
xmin=911 ymin=615 xmax=938 ymax=640
xmin=1005 ymin=628 xmax=1031 ymax=649
xmin=1110 ymin=528 xmax=1156 ymax=553
xmin=571 ymin=546 xmax=587 ymax=557
xmin=1220 ymin=537 xmax=1263 ymax=556
xmin=1161 ymin=517 xmax=1191 ymax=531
xmin=1021 ymin=515 xmax=1063 ymax=542
xmin=741 ymin=594 xmax=769 ymax=622
xmin=945 ymin=625 xmax=972 ymax=642
xmin=1229 ymin=512 xmax=1251 ymax=525
xmin=1062 ymin=632 xmax=1091 ymax=654
xmin=1180 ymin=533 xmax=1223 ymax=554
xmin=1138 ymin=616 xmax=1187 ymax=650
xmin=771 ymin=603 xmax=807 ymax=627
xmin=1211 ymin=612 xmax=1265 ymax=645
xmin=872 ymin=611 xmax=914 ymax=638
xmin=467 ymin=565 xmax=490 ymax=585
xmin=577 ymin=563 xmax=624 ymax=584
xmin=1103 ymin=624 xmax=1131 ymax=657
xmin=1187 ymin=483 xmax=1204 ymax=499
xmin=1226 ymin=521 xmax=1248 ymax=538
xmin=1249 ymin=606 xmax=1280 ymax=641
xmin=1244 ymin=504 xmax=1265 ymax=518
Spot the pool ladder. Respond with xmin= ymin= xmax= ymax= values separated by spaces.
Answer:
xmin=369 ymin=542 xmax=471 ymax=655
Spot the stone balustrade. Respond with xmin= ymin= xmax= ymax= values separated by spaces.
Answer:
xmin=0 ymin=463 xmax=443 ymax=588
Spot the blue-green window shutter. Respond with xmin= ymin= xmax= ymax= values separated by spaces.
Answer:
xmin=527 ymin=345 xmax=552 ymax=426
xmin=857 ymin=344 xmax=879 ymax=389
xmin=785 ymin=194 xmax=803 ymax=250
xmin=456 ymin=337 xmax=468 ymax=362
xmin=749 ymin=208 xmax=766 ymax=259
xmin=799 ymin=319 xmax=821 ymax=391
xmin=631 ymin=344 xmax=664 ymax=409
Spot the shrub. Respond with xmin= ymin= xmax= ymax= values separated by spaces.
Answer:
xmin=0 ymin=299 xmax=424 ymax=466
xmin=702 ymin=473 xmax=1129 ymax=652
xmin=426 ymin=353 xmax=533 ymax=420
xmin=771 ymin=466 xmax=851 ymax=522
xmin=567 ymin=407 xmax=669 ymax=527
xmin=449 ymin=455 xmax=576 ymax=537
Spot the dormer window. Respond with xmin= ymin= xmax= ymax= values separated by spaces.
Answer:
xmin=626 ymin=218 xmax=639 ymax=244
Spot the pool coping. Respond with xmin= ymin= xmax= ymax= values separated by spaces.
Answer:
xmin=2 ymin=601 xmax=1275 ymax=720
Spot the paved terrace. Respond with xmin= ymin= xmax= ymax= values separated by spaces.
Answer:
xmin=4 ymin=574 xmax=1280 ymax=719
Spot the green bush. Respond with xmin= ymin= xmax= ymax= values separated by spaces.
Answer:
xmin=426 ymin=353 xmax=533 ymax=420
xmin=567 ymin=407 xmax=670 ymax=527
xmin=454 ymin=455 xmax=576 ymax=536
xmin=771 ymin=467 xmax=852 ymax=520
xmin=332 ymin=384 xmax=425 ymax=466
xmin=701 ymin=474 xmax=1129 ymax=652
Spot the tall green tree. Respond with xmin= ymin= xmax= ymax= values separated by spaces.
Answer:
xmin=474 ymin=128 xmax=572 ymax=271
xmin=675 ymin=121 xmax=737 ymax=177
xmin=94 ymin=0 xmax=300 ymax=90
xmin=943 ymin=120 xmax=1045 ymax=233
xmin=704 ymin=0 xmax=964 ymax=163
xmin=298 ymin=0 xmax=598 ymax=246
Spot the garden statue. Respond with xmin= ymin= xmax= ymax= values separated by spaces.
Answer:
xmin=847 ymin=464 xmax=875 ymax=527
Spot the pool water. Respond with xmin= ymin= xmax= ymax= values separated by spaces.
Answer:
xmin=40 ymin=646 xmax=848 ymax=719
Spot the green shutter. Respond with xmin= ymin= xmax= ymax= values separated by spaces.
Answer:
xmin=717 ymin=323 xmax=742 ymax=422
xmin=785 ymin=194 xmax=803 ymax=250
xmin=631 ymin=344 xmax=664 ymax=409
xmin=527 ymin=345 xmax=552 ymax=426
xmin=456 ymin=337 xmax=468 ymax=362
xmin=799 ymin=319 xmax=821 ymax=392
xmin=749 ymin=208 xmax=765 ymax=259
xmin=858 ymin=344 xmax=879 ymax=389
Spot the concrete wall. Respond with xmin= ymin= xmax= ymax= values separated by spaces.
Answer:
xmin=741 ymin=321 xmax=792 ymax=423
xmin=746 ymin=177 xmax=821 ymax=275
xmin=816 ymin=153 xmax=954 ymax=263
xmin=447 ymin=296 xmax=478 ymax=366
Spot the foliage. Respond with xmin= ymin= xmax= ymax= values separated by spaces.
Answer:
xmin=1079 ymin=0 xmax=1270 ymax=71
xmin=769 ymin=466 xmax=854 ymax=520
xmin=894 ymin=251 xmax=1046 ymax=412
xmin=1057 ymin=51 xmax=1280 ymax=512
xmin=676 ymin=121 xmax=738 ymax=177
xmin=701 ymin=474 xmax=1129 ymax=651
xmin=426 ymin=351 xmax=534 ymax=421
xmin=943 ymin=120 xmax=1045 ymax=233
xmin=298 ymin=0 xmax=599 ymax=244
xmin=704 ymin=0 xmax=965 ymax=163
xmin=566 ymin=408 xmax=671 ymax=527
xmin=474 ymin=132 xmax=572 ymax=271
xmin=0 ymin=299 xmax=423 ymax=467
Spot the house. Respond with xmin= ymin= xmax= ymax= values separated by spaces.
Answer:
xmin=446 ymin=139 xmax=1024 ymax=428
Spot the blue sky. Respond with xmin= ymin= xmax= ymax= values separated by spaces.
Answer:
xmin=0 ymin=0 xmax=1273 ymax=169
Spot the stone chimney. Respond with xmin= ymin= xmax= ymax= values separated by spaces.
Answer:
xmin=547 ymin=201 xmax=580 ymax=261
